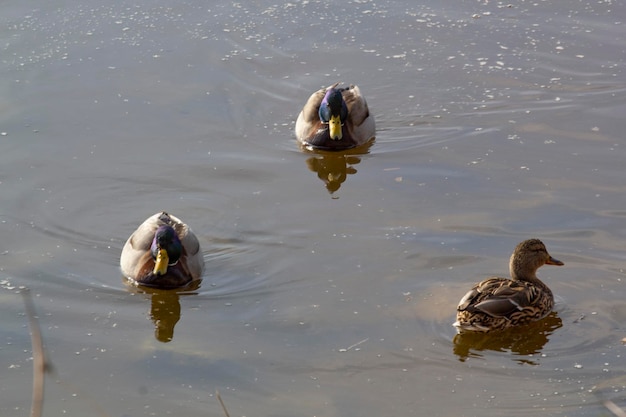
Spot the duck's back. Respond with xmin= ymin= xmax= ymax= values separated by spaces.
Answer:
xmin=454 ymin=277 xmax=554 ymax=332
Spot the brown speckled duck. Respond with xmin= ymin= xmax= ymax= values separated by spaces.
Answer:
xmin=120 ymin=212 xmax=204 ymax=289
xmin=295 ymin=83 xmax=375 ymax=151
xmin=453 ymin=239 xmax=564 ymax=333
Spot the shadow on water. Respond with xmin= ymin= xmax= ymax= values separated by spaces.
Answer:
xmin=452 ymin=312 xmax=563 ymax=364
xmin=300 ymin=141 xmax=374 ymax=196
xmin=124 ymin=280 xmax=201 ymax=343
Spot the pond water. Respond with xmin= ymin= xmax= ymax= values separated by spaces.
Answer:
xmin=1 ymin=0 xmax=626 ymax=415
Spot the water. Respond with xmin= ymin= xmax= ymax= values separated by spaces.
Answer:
xmin=1 ymin=0 xmax=625 ymax=415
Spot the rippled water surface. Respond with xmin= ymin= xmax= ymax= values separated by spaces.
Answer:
xmin=2 ymin=0 xmax=625 ymax=415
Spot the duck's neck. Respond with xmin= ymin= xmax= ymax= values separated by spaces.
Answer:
xmin=509 ymin=257 xmax=549 ymax=288
xmin=511 ymin=270 xmax=553 ymax=304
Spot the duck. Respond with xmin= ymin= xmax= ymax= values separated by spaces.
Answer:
xmin=295 ymin=83 xmax=375 ymax=151
xmin=453 ymin=239 xmax=564 ymax=333
xmin=120 ymin=212 xmax=204 ymax=289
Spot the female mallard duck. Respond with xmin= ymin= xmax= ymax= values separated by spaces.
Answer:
xmin=453 ymin=239 xmax=564 ymax=333
xmin=120 ymin=212 xmax=204 ymax=289
xmin=295 ymin=83 xmax=375 ymax=150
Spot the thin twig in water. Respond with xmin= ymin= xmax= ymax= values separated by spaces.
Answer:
xmin=216 ymin=390 xmax=231 ymax=417
xmin=604 ymin=399 xmax=626 ymax=417
xmin=22 ymin=288 xmax=46 ymax=417
xmin=22 ymin=288 xmax=116 ymax=417
xmin=339 ymin=338 xmax=369 ymax=352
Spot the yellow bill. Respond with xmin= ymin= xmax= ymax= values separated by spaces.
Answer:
xmin=329 ymin=115 xmax=343 ymax=140
xmin=153 ymin=248 xmax=169 ymax=275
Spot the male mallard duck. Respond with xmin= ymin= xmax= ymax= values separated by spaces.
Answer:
xmin=453 ymin=239 xmax=564 ymax=333
xmin=295 ymin=83 xmax=375 ymax=150
xmin=120 ymin=212 xmax=204 ymax=289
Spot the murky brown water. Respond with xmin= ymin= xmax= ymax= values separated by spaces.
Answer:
xmin=2 ymin=0 xmax=626 ymax=415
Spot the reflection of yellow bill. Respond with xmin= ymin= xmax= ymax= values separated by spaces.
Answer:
xmin=153 ymin=248 xmax=169 ymax=275
xmin=329 ymin=115 xmax=342 ymax=140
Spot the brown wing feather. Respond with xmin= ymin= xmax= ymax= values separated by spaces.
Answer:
xmin=458 ymin=278 xmax=538 ymax=317
xmin=342 ymin=85 xmax=370 ymax=127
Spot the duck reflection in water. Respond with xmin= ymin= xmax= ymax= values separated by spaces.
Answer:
xmin=452 ymin=311 xmax=563 ymax=363
xmin=125 ymin=281 xmax=200 ymax=343
xmin=302 ymin=141 xmax=373 ymax=195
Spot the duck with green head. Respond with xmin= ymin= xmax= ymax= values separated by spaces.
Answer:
xmin=120 ymin=212 xmax=204 ymax=289
xmin=453 ymin=239 xmax=564 ymax=333
xmin=295 ymin=83 xmax=375 ymax=151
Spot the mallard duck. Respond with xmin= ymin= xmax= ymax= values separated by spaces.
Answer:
xmin=120 ymin=212 xmax=204 ymax=289
xmin=453 ymin=239 xmax=564 ymax=333
xmin=295 ymin=83 xmax=375 ymax=150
